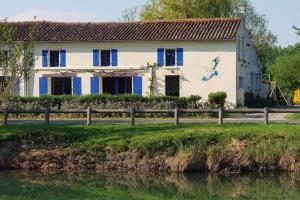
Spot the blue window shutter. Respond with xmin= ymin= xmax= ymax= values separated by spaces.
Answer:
xmin=90 ymin=77 xmax=100 ymax=94
xmin=73 ymin=77 xmax=82 ymax=96
xmin=177 ymin=48 xmax=183 ymax=66
xmin=93 ymin=49 xmax=99 ymax=67
xmin=114 ymin=78 xmax=119 ymax=94
xmin=157 ymin=48 xmax=164 ymax=67
xmin=111 ymin=49 xmax=118 ymax=67
xmin=39 ymin=77 xmax=48 ymax=96
xmin=42 ymin=50 xmax=48 ymax=67
xmin=60 ymin=49 xmax=66 ymax=67
xmin=133 ymin=76 xmax=142 ymax=96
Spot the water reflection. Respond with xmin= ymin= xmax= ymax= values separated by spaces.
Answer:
xmin=0 ymin=171 xmax=299 ymax=200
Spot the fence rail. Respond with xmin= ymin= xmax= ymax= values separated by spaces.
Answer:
xmin=1 ymin=107 xmax=300 ymax=126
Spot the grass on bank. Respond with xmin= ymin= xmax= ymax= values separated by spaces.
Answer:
xmin=1 ymin=124 xmax=300 ymax=161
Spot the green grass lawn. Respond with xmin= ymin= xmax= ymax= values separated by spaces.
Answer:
xmin=1 ymin=124 xmax=300 ymax=159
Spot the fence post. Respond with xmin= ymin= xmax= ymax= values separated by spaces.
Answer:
xmin=2 ymin=111 xmax=8 ymax=126
xmin=45 ymin=108 xmax=50 ymax=125
xmin=174 ymin=108 xmax=179 ymax=126
xmin=264 ymin=107 xmax=269 ymax=125
xmin=130 ymin=107 xmax=135 ymax=126
xmin=87 ymin=107 xmax=92 ymax=126
xmin=218 ymin=108 xmax=224 ymax=125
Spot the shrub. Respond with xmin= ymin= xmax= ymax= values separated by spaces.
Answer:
xmin=244 ymin=92 xmax=276 ymax=108
xmin=293 ymin=89 xmax=300 ymax=105
xmin=208 ymin=92 xmax=227 ymax=108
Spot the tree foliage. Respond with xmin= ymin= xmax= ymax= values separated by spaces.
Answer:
xmin=0 ymin=22 xmax=36 ymax=108
xmin=139 ymin=0 xmax=235 ymax=20
xmin=267 ymin=46 xmax=300 ymax=98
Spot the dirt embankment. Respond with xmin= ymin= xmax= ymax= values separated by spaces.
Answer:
xmin=1 ymin=139 xmax=299 ymax=173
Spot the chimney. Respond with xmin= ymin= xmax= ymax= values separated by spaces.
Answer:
xmin=239 ymin=4 xmax=246 ymax=15
xmin=237 ymin=4 xmax=247 ymax=22
xmin=34 ymin=16 xmax=37 ymax=21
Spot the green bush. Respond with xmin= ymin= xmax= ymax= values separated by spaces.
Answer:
xmin=208 ymin=92 xmax=227 ymax=108
xmin=244 ymin=92 xmax=276 ymax=108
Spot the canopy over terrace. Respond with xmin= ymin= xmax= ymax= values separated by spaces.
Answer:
xmin=40 ymin=69 xmax=146 ymax=77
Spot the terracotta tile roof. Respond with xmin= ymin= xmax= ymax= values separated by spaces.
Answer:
xmin=0 ymin=18 xmax=241 ymax=42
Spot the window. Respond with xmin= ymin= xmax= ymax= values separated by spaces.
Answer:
xmin=50 ymin=50 xmax=60 ymax=67
xmin=239 ymin=76 xmax=244 ymax=89
xmin=239 ymin=37 xmax=245 ymax=61
xmin=165 ymin=49 xmax=176 ymax=66
xmin=101 ymin=50 xmax=111 ymax=66
xmin=255 ymin=74 xmax=259 ymax=90
xmin=165 ymin=75 xmax=180 ymax=97
xmin=51 ymin=77 xmax=72 ymax=95
xmin=102 ymin=77 xmax=132 ymax=95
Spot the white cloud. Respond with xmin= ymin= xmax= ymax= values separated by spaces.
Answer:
xmin=11 ymin=9 xmax=97 ymax=22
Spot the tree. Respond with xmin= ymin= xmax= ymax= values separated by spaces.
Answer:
xmin=122 ymin=0 xmax=277 ymax=70
xmin=139 ymin=0 xmax=235 ymax=20
xmin=267 ymin=50 xmax=300 ymax=99
xmin=0 ymin=22 xmax=36 ymax=114
xmin=120 ymin=7 xmax=140 ymax=22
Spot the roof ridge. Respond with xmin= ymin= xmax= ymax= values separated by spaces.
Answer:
xmin=0 ymin=17 xmax=241 ymax=25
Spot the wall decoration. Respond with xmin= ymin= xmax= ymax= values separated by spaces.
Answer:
xmin=202 ymin=57 xmax=220 ymax=82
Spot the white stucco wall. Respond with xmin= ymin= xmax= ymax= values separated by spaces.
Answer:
xmin=26 ymin=40 xmax=239 ymax=105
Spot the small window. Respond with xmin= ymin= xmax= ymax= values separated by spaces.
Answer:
xmin=239 ymin=76 xmax=244 ymax=89
xmin=166 ymin=75 xmax=180 ymax=97
xmin=101 ymin=50 xmax=111 ymax=66
xmin=165 ymin=49 xmax=176 ymax=66
xmin=50 ymin=50 xmax=60 ymax=67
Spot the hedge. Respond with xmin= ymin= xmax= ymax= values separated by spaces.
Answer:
xmin=1 ymin=94 xmax=202 ymax=118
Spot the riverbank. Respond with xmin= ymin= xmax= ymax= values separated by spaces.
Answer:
xmin=0 ymin=124 xmax=299 ymax=173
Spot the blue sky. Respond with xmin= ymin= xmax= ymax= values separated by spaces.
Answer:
xmin=0 ymin=0 xmax=299 ymax=46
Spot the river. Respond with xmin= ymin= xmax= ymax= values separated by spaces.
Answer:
xmin=0 ymin=171 xmax=299 ymax=200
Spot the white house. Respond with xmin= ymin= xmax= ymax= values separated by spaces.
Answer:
xmin=0 ymin=15 xmax=264 ymax=106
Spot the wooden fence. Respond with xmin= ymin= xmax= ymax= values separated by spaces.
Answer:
xmin=1 ymin=107 xmax=300 ymax=126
